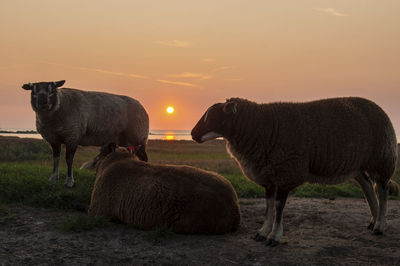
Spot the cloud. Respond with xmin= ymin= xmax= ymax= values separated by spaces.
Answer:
xmin=313 ymin=7 xmax=347 ymax=17
xmin=202 ymin=58 xmax=216 ymax=62
xmin=0 ymin=64 xmax=30 ymax=70
xmin=40 ymin=61 xmax=69 ymax=67
xmin=224 ymin=78 xmax=243 ymax=82
xmin=157 ymin=40 xmax=192 ymax=48
xmin=212 ymin=66 xmax=236 ymax=72
xmin=169 ymin=72 xmax=213 ymax=80
xmin=41 ymin=62 xmax=146 ymax=79
xmin=157 ymin=79 xmax=199 ymax=87
xmin=79 ymin=67 xmax=147 ymax=79
xmin=128 ymin=73 xmax=147 ymax=79
xmin=78 ymin=67 xmax=125 ymax=76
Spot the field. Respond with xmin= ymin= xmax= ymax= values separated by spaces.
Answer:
xmin=0 ymin=136 xmax=400 ymax=264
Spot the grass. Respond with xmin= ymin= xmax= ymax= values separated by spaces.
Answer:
xmin=59 ymin=214 xmax=110 ymax=232
xmin=0 ymin=136 xmax=398 ymax=213
xmin=293 ymin=182 xmax=364 ymax=199
xmin=239 ymin=199 xmax=257 ymax=205
xmin=225 ymin=173 xmax=264 ymax=198
xmin=0 ymin=163 xmax=94 ymax=209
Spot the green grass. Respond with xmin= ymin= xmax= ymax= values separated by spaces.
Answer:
xmin=59 ymin=214 xmax=110 ymax=232
xmin=239 ymin=199 xmax=257 ymax=205
xmin=293 ymin=182 xmax=364 ymax=199
xmin=225 ymin=173 xmax=264 ymax=198
xmin=0 ymin=163 xmax=94 ymax=209
xmin=0 ymin=138 xmax=51 ymax=162
xmin=0 ymin=136 xmax=398 ymax=213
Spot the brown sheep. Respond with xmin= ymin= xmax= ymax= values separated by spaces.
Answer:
xmin=191 ymin=97 xmax=397 ymax=246
xmin=88 ymin=149 xmax=241 ymax=234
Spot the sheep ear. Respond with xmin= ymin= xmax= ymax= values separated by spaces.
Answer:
xmin=223 ymin=101 xmax=238 ymax=114
xmin=53 ymin=80 xmax=65 ymax=88
xmin=22 ymin=83 xmax=33 ymax=90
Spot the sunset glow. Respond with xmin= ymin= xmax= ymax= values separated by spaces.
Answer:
xmin=0 ymin=1 xmax=399 ymax=136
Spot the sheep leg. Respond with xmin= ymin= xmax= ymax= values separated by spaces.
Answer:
xmin=372 ymin=180 xmax=388 ymax=235
xmin=136 ymin=145 xmax=148 ymax=162
xmin=354 ymin=173 xmax=378 ymax=230
xmin=49 ymin=143 xmax=61 ymax=183
xmin=254 ymin=186 xmax=276 ymax=241
xmin=65 ymin=145 xmax=77 ymax=188
xmin=80 ymin=143 xmax=116 ymax=170
xmin=266 ymin=188 xmax=289 ymax=247
xmin=93 ymin=143 xmax=116 ymax=163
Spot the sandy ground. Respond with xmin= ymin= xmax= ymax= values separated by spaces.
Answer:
xmin=0 ymin=197 xmax=399 ymax=265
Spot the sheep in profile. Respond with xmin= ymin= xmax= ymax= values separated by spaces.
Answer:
xmin=191 ymin=97 xmax=397 ymax=246
xmin=22 ymin=80 xmax=149 ymax=187
xmin=88 ymin=148 xmax=241 ymax=234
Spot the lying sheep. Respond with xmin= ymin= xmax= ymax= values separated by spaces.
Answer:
xmin=22 ymin=80 xmax=149 ymax=187
xmin=191 ymin=97 xmax=397 ymax=246
xmin=88 ymin=148 xmax=241 ymax=234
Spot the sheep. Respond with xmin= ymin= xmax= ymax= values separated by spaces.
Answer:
xmin=191 ymin=97 xmax=398 ymax=246
xmin=22 ymin=80 xmax=149 ymax=187
xmin=88 ymin=148 xmax=241 ymax=234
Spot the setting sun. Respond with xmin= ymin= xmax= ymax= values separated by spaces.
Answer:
xmin=166 ymin=106 xmax=174 ymax=114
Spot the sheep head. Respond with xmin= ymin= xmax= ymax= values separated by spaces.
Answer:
xmin=22 ymin=80 xmax=65 ymax=112
xmin=191 ymin=99 xmax=238 ymax=143
xmin=95 ymin=147 xmax=140 ymax=174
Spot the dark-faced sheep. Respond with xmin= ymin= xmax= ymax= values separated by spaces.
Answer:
xmin=22 ymin=80 xmax=149 ymax=187
xmin=88 ymin=148 xmax=241 ymax=234
xmin=191 ymin=97 xmax=397 ymax=246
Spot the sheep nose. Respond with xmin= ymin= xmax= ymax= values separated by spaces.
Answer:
xmin=37 ymin=94 xmax=48 ymax=105
xmin=191 ymin=131 xmax=201 ymax=143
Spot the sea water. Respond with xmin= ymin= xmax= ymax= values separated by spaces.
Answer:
xmin=2 ymin=130 xmax=399 ymax=143
xmin=0 ymin=130 xmax=193 ymax=141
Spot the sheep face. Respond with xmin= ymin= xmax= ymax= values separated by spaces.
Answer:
xmin=96 ymin=147 xmax=139 ymax=173
xmin=191 ymin=101 xmax=238 ymax=143
xmin=22 ymin=80 xmax=65 ymax=112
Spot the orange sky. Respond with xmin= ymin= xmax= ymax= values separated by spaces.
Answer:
xmin=0 ymin=0 xmax=399 ymax=136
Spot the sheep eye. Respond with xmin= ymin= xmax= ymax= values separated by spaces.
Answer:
xmin=47 ymin=84 xmax=56 ymax=93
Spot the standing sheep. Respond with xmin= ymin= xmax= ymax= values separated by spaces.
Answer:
xmin=88 ymin=148 xmax=241 ymax=234
xmin=22 ymin=80 xmax=149 ymax=187
xmin=191 ymin=97 xmax=397 ymax=246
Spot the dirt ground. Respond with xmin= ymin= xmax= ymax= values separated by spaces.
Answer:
xmin=1 ymin=197 xmax=399 ymax=265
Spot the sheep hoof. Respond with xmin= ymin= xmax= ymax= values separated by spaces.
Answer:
xmin=372 ymin=229 xmax=383 ymax=235
xmin=265 ymin=239 xmax=279 ymax=247
xmin=80 ymin=160 xmax=96 ymax=170
xmin=64 ymin=179 xmax=74 ymax=188
xmin=253 ymin=233 xmax=267 ymax=242
xmin=367 ymin=222 xmax=375 ymax=230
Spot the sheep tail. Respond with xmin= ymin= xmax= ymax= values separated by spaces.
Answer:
xmin=388 ymin=179 xmax=399 ymax=196
xmin=71 ymin=202 xmax=89 ymax=213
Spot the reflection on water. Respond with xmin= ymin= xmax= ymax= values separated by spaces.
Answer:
xmin=165 ymin=135 xmax=175 ymax=141
xmin=0 ymin=133 xmax=43 ymax=139
xmin=149 ymin=130 xmax=192 ymax=141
